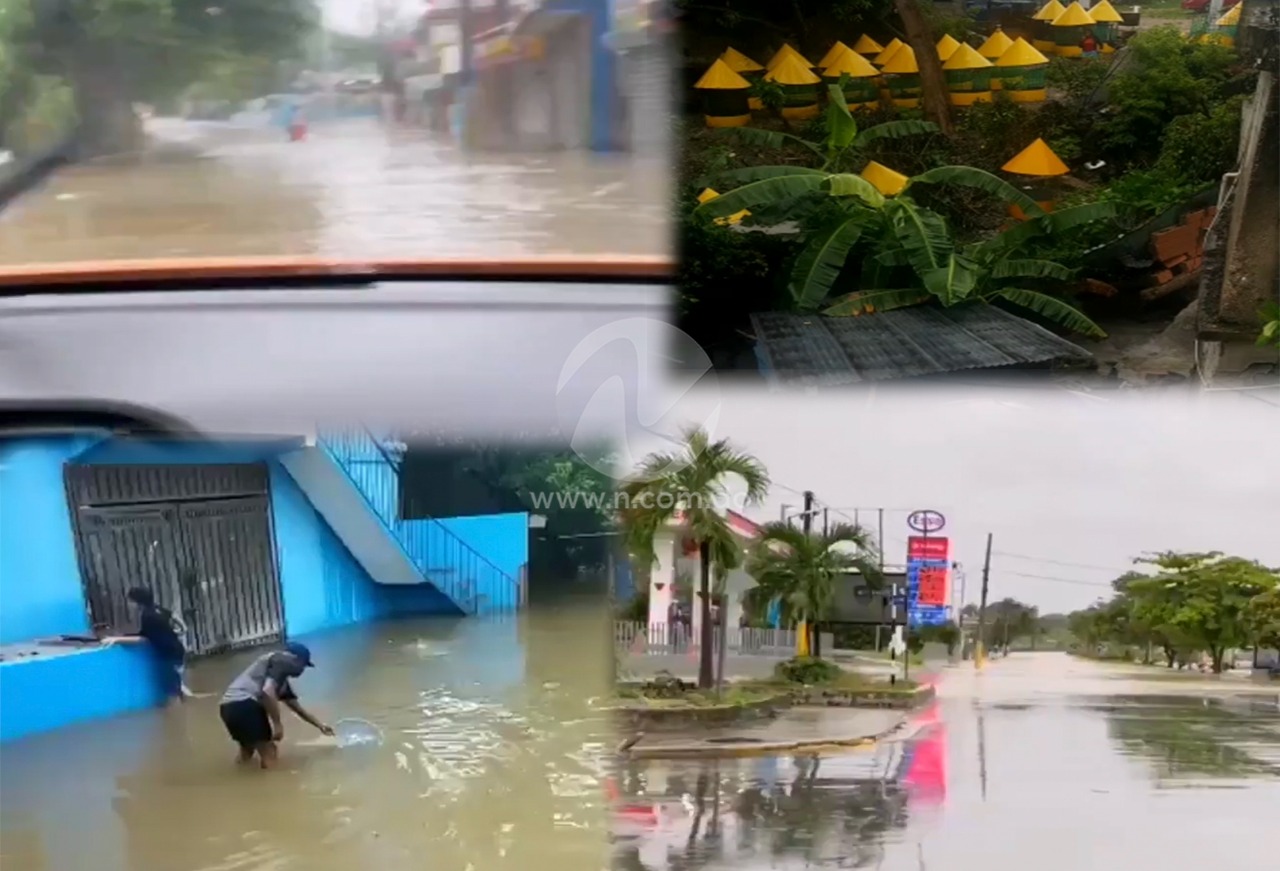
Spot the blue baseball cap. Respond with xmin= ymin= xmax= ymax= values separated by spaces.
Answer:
xmin=285 ymin=641 xmax=314 ymax=668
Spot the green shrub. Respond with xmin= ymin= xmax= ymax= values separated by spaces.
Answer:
xmin=774 ymin=655 xmax=841 ymax=685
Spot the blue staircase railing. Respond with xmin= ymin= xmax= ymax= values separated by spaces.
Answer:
xmin=316 ymin=429 xmax=522 ymax=614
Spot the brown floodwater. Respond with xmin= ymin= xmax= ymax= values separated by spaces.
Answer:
xmin=0 ymin=118 xmax=671 ymax=264
xmin=0 ymin=606 xmax=614 ymax=871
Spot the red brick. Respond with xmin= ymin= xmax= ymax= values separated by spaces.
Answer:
xmin=1166 ymin=253 xmax=1190 ymax=269
xmin=1153 ymin=269 xmax=1175 ymax=284
xmin=1152 ymin=224 xmax=1198 ymax=264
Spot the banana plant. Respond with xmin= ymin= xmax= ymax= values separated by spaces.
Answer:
xmin=824 ymin=200 xmax=1117 ymax=338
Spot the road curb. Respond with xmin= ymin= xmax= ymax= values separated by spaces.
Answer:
xmin=625 ymin=715 xmax=910 ymax=760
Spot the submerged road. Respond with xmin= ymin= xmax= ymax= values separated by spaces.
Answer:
xmin=610 ymin=653 xmax=1280 ymax=870
xmin=0 ymin=118 xmax=671 ymax=264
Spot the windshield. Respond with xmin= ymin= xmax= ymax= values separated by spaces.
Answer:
xmin=0 ymin=0 xmax=672 ymax=267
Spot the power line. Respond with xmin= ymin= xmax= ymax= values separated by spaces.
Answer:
xmin=992 ymin=551 xmax=1129 ymax=573
xmin=1003 ymin=571 xmax=1116 ymax=589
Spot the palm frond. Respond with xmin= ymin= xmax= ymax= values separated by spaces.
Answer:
xmin=906 ymin=166 xmax=1045 ymax=217
xmin=721 ymin=126 xmax=825 ymax=158
xmin=851 ymin=119 xmax=939 ymax=150
xmin=824 ymin=173 xmax=887 ymax=208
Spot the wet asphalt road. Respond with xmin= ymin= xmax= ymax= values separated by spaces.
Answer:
xmin=610 ymin=653 xmax=1280 ymax=870
xmin=0 ymin=117 xmax=671 ymax=264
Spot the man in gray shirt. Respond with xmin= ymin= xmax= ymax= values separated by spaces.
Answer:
xmin=218 ymin=641 xmax=333 ymax=768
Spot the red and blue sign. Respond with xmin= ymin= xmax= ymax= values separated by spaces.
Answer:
xmin=906 ymin=535 xmax=950 ymax=627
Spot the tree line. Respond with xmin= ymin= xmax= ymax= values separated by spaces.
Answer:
xmin=618 ymin=425 xmax=1057 ymax=687
xmin=1066 ymin=552 xmax=1280 ymax=672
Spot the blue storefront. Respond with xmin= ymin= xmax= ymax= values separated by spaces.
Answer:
xmin=0 ymin=430 xmax=528 ymax=743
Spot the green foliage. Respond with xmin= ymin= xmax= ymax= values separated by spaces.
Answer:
xmin=2 ymin=74 xmax=77 ymax=154
xmin=1068 ymin=551 xmax=1280 ymax=672
xmin=2 ymin=0 xmax=318 ymax=151
xmin=774 ymin=655 xmax=842 ymax=685
xmin=1247 ymin=586 xmax=1280 ymax=651
xmin=742 ymin=520 xmax=882 ymax=648
xmin=1154 ymin=97 xmax=1245 ymax=186
xmin=1259 ymin=302 xmax=1280 ymax=349
xmin=1098 ymin=26 xmax=1240 ymax=166
xmin=620 ymin=426 xmax=770 ymax=689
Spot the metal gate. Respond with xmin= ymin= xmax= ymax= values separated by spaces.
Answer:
xmin=65 ymin=463 xmax=284 ymax=657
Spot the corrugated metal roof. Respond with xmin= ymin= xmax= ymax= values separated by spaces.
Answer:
xmin=750 ymin=305 xmax=1093 ymax=385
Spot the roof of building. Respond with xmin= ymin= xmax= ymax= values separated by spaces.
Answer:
xmin=749 ymin=305 xmax=1093 ymax=384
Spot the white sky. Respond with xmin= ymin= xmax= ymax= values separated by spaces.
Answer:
xmin=321 ymin=0 xmax=422 ymax=35
xmin=624 ymin=383 xmax=1280 ymax=615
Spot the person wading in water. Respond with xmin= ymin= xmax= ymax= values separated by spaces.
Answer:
xmin=218 ymin=642 xmax=333 ymax=769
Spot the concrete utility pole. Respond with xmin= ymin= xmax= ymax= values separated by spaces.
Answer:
xmin=975 ymin=532 xmax=992 ymax=670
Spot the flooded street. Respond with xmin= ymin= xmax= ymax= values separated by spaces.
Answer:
xmin=0 ymin=607 xmax=613 ymax=871
xmin=610 ymin=654 xmax=1280 ymax=870
xmin=0 ymin=119 xmax=670 ymax=264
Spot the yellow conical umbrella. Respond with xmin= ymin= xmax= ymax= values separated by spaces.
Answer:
xmin=1087 ymin=0 xmax=1124 ymax=23
xmin=817 ymin=41 xmax=853 ymax=69
xmin=719 ymin=47 xmax=764 ymax=73
xmin=995 ymin=37 xmax=1050 ymax=67
xmin=694 ymin=59 xmax=751 ymax=90
xmin=880 ymin=44 xmax=919 ymax=74
xmin=978 ymin=27 xmax=1014 ymax=60
xmin=1032 ymin=0 xmax=1066 ymax=20
xmin=861 ymin=161 xmax=910 ymax=197
xmin=1051 ymin=2 xmax=1096 ymax=27
xmin=944 ymin=43 xmax=993 ymax=71
xmin=874 ymin=38 xmax=905 ymax=66
xmin=1217 ymin=4 xmax=1241 ymax=26
xmin=765 ymin=53 xmax=822 ymax=85
xmin=852 ymin=34 xmax=884 ymax=56
xmin=1002 ymin=138 xmax=1070 ymax=177
xmin=936 ymin=33 xmax=961 ymax=61
xmin=766 ymin=43 xmax=812 ymax=71
xmin=824 ymin=47 xmax=879 ymax=79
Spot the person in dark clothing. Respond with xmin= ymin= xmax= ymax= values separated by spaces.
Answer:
xmin=105 ymin=586 xmax=192 ymax=706
xmin=1080 ymin=32 xmax=1099 ymax=58
xmin=218 ymin=642 xmax=333 ymax=769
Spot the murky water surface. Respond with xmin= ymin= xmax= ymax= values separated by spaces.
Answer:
xmin=0 ymin=119 xmax=670 ymax=264
xmin=611 ymin=654 xmax=1280 ymax=870
xmin=0 ymin=608 xmax=613 ymax=871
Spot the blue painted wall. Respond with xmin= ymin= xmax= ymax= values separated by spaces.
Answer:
xmin=431 ymin=512 xmax=529 ymax=612
xmin=0 ymin=437 xmax=99 ymax=644
xmin=0 ymin=435 xmax=523 ymax=743
xmin=0 ymin=646 xmax=165 ymax=743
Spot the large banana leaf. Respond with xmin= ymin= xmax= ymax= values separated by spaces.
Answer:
xmin=851 ymin=119 xmax=940 ymax=149
xmin=824 ymin=288 xmax=931 ymax=316
xmin=788 ymin=215 xmax=867 ymax=311
xmin=824 ymin=83 xmax=859 ymax=152
xmin=988 ymin=201 xmax=1119 ymax=253
xmin=825 ymin=173 xmax=887 ymax=208
xmin=721 ymin=126 xmax=825 ymax=159
xmin=993 ymin=288 xmax=1107 ymax=337
xmin=907 ymin=166 xmax=1045 ymax=218
xmin=991 ymin=258 xmax=1077 ymax=282
xmin=921 ymin=254 xmax=980 ymax=305
xmin=885 ymin=200 xmax=955 ymax=281
xmin=716 ymin=165 xmax=826 ymax=185
xmin=693 ymin=173 xmax=828 ymax=219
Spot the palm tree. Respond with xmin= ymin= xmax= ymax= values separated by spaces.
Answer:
xmin=743 ymin=521 xmax=883 ymax=658
xmin=620 ymin=426 xmax=770 ymax=689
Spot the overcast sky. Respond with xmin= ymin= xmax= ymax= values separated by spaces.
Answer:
xmin=625 ymin=384 xmax=1280 ymax=615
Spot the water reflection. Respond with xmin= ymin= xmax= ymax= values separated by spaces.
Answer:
xmin=611 ymin=657 xmax=1280 ymax=871
xmin=0 ymin=607 xmax=612 ymax=871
